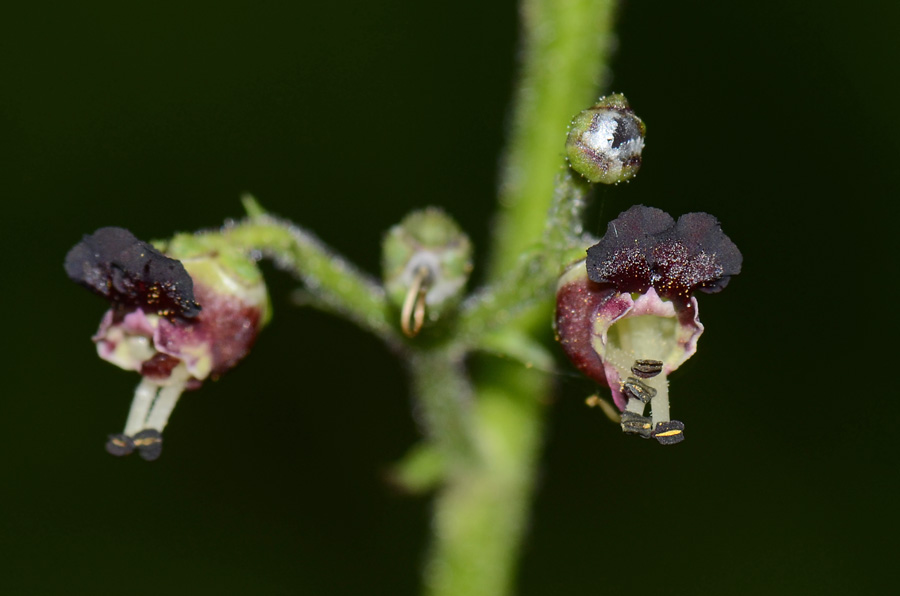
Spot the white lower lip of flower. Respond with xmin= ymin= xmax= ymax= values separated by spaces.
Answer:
xmin=123 ymin=363 xmax=190 ymax=435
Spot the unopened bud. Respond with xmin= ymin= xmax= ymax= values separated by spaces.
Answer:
xmin=566 ymin=93 xmax=646 ymax=184
xmin=382 ymin=208 xmax=473 ymax=336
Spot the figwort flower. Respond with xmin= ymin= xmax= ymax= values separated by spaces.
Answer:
xmin=66 ymin=227 xmax=269 ymax=460
xmin=555 ymin=206 xmax=741 ymax=444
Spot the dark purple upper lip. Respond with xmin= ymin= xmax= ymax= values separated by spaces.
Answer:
xmin=586 ymin=205 xmax=742 ymax=300
xmin=65 ymin=226 xmax=201 ymax=319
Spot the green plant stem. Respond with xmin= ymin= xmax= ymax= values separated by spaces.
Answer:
xmin=423 ymin=360 xmax=544 ymax=596
xmin=408 ymin=348 xmax=481 ymax=471
xmin=456 ymin=170 xmax=592 ymax=344
xmin=223 ymin=214 xmax=397 ymax=342
xmin=419 ymin=1 xmax=618 ymax=595
xmin=489 ymin=0 xmax=617 ymax=279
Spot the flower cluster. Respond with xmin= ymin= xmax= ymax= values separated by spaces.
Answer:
xmin=555 ymin=205 xmax=741 ymax=444
xmin=66 ymin=227 xmax=269 ymax=460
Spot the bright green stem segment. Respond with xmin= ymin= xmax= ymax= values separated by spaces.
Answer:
xmin=408 ymin=348 xmax=481 ymax=470
xmin=457 ymin=170 xmax=592 ymax=344
xmin=223 ymin=209 xmax=397 ymax=342
xmin=424 ymin=361 xmax=545 ymax=596
xmin=422 ymin=1 xmax=618 ymax=595
xmin=490 ymin=0 xmax=617 ymax=279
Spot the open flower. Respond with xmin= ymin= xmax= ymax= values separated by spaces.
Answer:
xmin=555 ymin=205 xmax=741 ymax=444
xmin=66 ymin=227 xmax=270 ymax=460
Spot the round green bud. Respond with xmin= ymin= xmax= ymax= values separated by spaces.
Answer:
xmin=382 ymin=208 xmax=473 ymax=330
xmin=566 ymin=93 xmax=646 ymax=184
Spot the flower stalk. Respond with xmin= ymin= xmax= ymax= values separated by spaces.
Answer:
xmin=223 ymin=200 xmax=398 ymax=343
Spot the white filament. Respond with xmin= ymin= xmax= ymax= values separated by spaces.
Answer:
xmin=124 ymin=378 xmax=158 ymax=435
xmin=144 ymin=365 xmax=191 ymax=432
xmin=122 ymin=364 xmax=191 ymax=435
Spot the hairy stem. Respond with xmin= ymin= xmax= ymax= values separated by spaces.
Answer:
xmin=424 ymin=361 xmax=544 ymax=596
xmin=490 ymin=0 xmax=617 ymax=279
xmin=408 ymin=348 xmax=482 ymax=471
xmin=420 ymin=1 xmax=618 ymax=595
xmin=223 ymin=213 xmax=397 ymax=342
xmin=457 ymin=170 xmax=592 ymax=344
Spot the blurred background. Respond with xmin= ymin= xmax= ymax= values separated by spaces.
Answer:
xmin=2 ymin=1 xmax=897 ymax=594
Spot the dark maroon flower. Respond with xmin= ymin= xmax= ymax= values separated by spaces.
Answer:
xmin=66 ymin=228 xmax=270 ymax=459
xmin=65 ymin=227 xmax=201 ymax=319
xmin=556 ymin=206 xmax=742 ymax=445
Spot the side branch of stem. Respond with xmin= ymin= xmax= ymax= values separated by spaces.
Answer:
xmin=224 ymin=216 xmax=398 ymax=342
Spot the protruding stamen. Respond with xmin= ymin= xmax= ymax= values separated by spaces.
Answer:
xmin=621 ymin=369 xmax=671 ymax=433
xmin=622 ymin=377 xmax=657 ymax=403
xmin=652 ymin=420 xmax=685 ymax=445
xmin=105 ymin=433 xmax=135 ymax=456
xmin=401 ymin=265 xmax=432 ymax=338
xmin=645 ymin=374 xmax=670 ymax=426
xmin=620 ymin=411 xmax=653 ymax=438
xmin=132 ymin=429 xmax=164 ymax=461
xmin=144 ymin=364 xmax=190 ymax=432
xmin=113 ymin=364 xmax=189 ymax=460
xmin=631 ymin=359 xmax=663 ymax=378
xmin=123 ymin=377 xmax=159 ymax=435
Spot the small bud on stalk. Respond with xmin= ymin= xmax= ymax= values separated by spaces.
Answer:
xmin=382 ymin=208 xmax=473 ymax=337
xmin=566 ymin=93 xmax=646 ymax=184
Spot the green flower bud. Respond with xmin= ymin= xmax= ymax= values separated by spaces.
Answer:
xmin=382 ymin=208 xmax=473 ymax=336
xmin=566 ymin=93 xmax=646 ymax=184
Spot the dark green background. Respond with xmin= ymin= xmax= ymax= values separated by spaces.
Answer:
xmin=3 ymin=1 xmax=897 ymax=594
